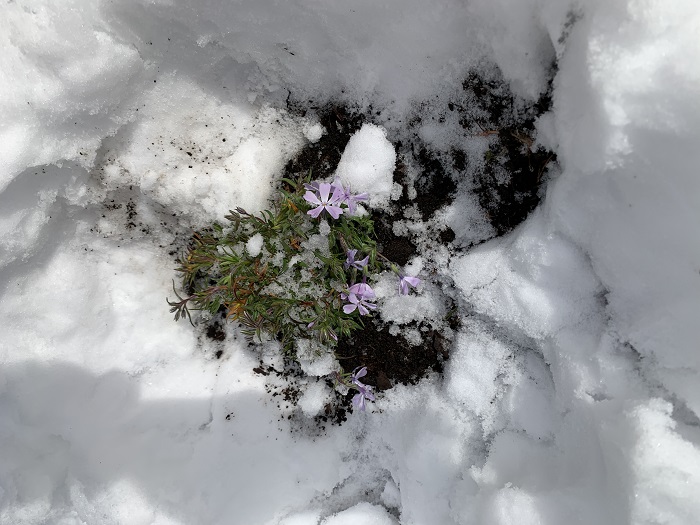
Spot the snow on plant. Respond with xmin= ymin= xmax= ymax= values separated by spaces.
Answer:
xmin=168 ymin=176 xmax=420 ymax=409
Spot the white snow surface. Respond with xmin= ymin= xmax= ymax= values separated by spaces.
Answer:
xmin=1 ymin=1 xmax=699 ymax=524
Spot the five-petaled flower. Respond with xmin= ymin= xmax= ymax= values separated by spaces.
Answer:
xmin=304 ymin=182 xmax=344 ymax=219
xmin=351 ymin=367 xmax=375 ymax=411
xmin=344 ymin=249 xmax=369 ymax=270
xmin=342 ymin=282 xmax=377 ymax=316
xmin=332 ymin=181 xmax=369 ymax=215
xmin=398 ymin=274 xmax=421 ymax=295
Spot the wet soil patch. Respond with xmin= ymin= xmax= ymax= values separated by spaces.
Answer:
xmin=459 ymin=68 xmax=556 ymax=236
xmin=372 ymin=210 xmax=416 ymax=266
xmin=477 ymin=128 xmax=554 ymax=235
xmin=206 ymin=323 xmax=226 ymax=343
xmin=336 ymin=323 xmax=450 ymax=391
xmin=283 ymin=106 xmax=366 ymax=181
xmin=409 ymin=146 xmax=458 ymax=220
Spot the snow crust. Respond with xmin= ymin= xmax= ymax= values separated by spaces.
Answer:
xmin=1 ymin=0 xmax=699 ymax=524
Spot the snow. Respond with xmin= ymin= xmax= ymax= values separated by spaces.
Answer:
xmin=334 ymin=124 xmax=396 ymax=208
xmin=298 ymin=381 xmax=332 ymax=418
xmin=304 ymin=123 xmax=325 ymax=143
xmin=246 ymin=233 xmax=264 ymax=257
xmin=1 ymin=0 xmax=700 ymax=524
xmin=321 ymin=502 xmax=398 ymax=525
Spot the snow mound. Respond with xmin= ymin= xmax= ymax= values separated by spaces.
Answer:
xmin=334 ymin=124 xmax=396 ymax=208
xmin=321 ymin=503 xmax=398 ymax=525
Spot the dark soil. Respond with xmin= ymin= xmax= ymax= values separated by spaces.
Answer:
xmin=459 ymin=69 xmax=556 ymax=236
xmin=372 ymin=209 xmax=416 ymax=266
xmin=477 ymin=128 xmax=554 ymax=235
xmin=409 ymin=146 xmax=458 ymax=220
xmin=336 ymin=324 xmax=450 ymax=391
xmin=283 ymin=106 xmax=366 ymax=181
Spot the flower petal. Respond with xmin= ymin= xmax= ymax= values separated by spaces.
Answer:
xmin=344 ymin=249 xmax=356 ymax=269
xmin=404 ymin=276 xmax=421 ymax=288
xmin=353 ymin=283 xmax=375 ymax=299
xmin=330 ymin=185 xmax=345 ymax=204
xmin=325 ymin=205 xmax=344 ymax=220
xmin=303 ymin=190 xmax=321 ymax=206
xmin=343 ymin=303 xmax=357 ymax=314
xmin=356 ymin=256 xmax=369 ymax=268
xmin=352 ymin=393 xmax=365 ymax=411
xmin=307 ymin=206 xmax=324 ymax=218
xmin=331 ymin=180 xmax=345 ymax=197
xmin=318 ymin=182 xmax=331 ymax=203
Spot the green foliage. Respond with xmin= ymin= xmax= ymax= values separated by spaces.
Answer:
xmin=167 ymin=177 xmax=382 ymax=351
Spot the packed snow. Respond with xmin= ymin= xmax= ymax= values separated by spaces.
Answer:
xmin=1 ymin=0 xmax=699 ymax=524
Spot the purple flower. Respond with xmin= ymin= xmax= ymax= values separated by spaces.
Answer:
xmin=351 ymin=367 xmax=375 ymax=411
xmin=332 ymin=181 xmax=369 ymax=215
xmin=351 ymin=366 xmax=368 ymax=384
xmin=344 ymin=249 xmax=369 ymax=270
xmin=304 ymin=182 xmax=344 ymax=219
xmin=398 ymin=274 xmax=421 ymax=295
xmin=349 ymin=282 xmax=375 ymax=299
xmin=342 ymin=294 xmax=377 ymax=316
xmin=341 ymin=282 xmax=377 ymax=316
